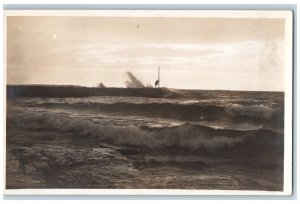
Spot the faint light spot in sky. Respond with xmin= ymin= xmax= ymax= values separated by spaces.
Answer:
xmin=18 ymin=26 xmax=22 ymax=30
xmin=53 ymin=34 xmax=57 ymax=39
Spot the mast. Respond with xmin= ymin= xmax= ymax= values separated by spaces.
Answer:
xmin=158 ymin=66 xmax=160 ymax=88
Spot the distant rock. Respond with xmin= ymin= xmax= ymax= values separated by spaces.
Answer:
xmin=97 ymin=82 xmax=106 ymax=88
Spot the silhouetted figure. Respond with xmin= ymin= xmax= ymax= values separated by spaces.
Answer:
xmin=155 ymin=80 xmax=160 ymax=88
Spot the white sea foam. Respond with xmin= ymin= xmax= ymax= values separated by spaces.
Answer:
xmin=225 ymin=103 xmax=277 ymax=119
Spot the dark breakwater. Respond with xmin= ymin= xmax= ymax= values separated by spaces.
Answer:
xmin=7 ymin=85 xmax=176 ymax=99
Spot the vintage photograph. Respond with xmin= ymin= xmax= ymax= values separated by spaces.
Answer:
xmin=4 ymin=10 xmax=292 ymax=194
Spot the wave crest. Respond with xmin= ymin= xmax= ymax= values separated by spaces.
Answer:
xmin=8 ymin=113 xmax=282 ymax=152
xmin=224 ymin=103 xmax=281 ymax=120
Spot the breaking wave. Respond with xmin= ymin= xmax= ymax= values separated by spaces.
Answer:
xmin=7 ymin=113 xmax=283 ymax=152
xmin=224 ymin=103 xmax=281 ymax=120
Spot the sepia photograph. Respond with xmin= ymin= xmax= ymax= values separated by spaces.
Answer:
xmin=3 ymin=10 xmax=293 ymax=195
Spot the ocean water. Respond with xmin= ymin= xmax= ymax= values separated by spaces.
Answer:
xmin=6 ymin=89 xmax=284 ymax=190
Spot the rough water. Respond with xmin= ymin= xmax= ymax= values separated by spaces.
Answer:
xmin=6 ymin=89 xmax=284 ymax=190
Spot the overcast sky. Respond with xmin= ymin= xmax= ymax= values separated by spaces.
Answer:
xmin=7 ymin=16 xmax=285 ymax=91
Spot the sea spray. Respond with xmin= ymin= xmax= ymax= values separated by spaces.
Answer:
xmin=125 ymin=72 xmax=146 ymax=88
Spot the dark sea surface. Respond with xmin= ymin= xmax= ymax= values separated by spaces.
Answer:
xmin=6 ymin=89 xmax=284 ymax=190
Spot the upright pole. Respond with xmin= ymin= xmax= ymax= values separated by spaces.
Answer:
xmin=158 ymin=66 xmax=160 ymax=88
